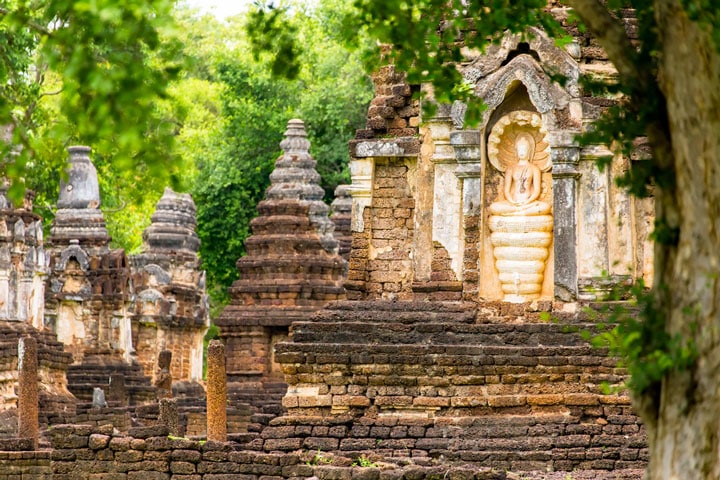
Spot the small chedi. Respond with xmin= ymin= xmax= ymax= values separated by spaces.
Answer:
xmin=131 ymin=187 xmax=208 ymax=397
xmin=44 ymin=146 xmax=155 ymax=404
xmin=216 ymin=119 xmax=347 ymax=416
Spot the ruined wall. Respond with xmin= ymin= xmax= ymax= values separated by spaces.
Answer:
xmin=29 ymin=424 xmax=528 ymax=480
xmin=364 ymin=159 xmax=416 ymax=300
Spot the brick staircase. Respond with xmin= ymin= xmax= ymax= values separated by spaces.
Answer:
xmin=264 ymin=300 xmax=646 ymax=473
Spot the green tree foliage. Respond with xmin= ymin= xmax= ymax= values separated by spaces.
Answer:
xmin=0 ymin=0 xmax=185 ymax=204
xmin=191 ymin=2 xmax=373 ymax=291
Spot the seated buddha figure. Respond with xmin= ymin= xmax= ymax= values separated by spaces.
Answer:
xmin=489 ymin=132 xmax=551 ymax=216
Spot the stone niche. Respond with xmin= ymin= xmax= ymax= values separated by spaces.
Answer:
xmin=482 ymin=109 xmax=554 ymax=302
xmin=346 ymin=28 xmax=655 ymax=303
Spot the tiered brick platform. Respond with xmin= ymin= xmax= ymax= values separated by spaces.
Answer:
xmin=262 ymin=300 xmax=646 ymax=474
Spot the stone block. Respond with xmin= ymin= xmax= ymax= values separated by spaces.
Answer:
xmin=303 ymin=437 xmax=339 ymax=451
xmin=564 ymin=394 xmax=599 ymax=405
xmin=170 ymin=461 xmax=196 ymax=474
xmin=526 ymin=394 xmax=563 ymax=406
xmin=88 ymin=434 xmax=111 ymax=450
xmin=114 ymin=450 xmax=144 ymax=463
xmin=263 ymin=438 xmax=303 ymax=451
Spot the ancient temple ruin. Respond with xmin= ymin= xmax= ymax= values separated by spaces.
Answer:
xmin=44 ymin=146 xmax=155 ymax=404
xmin=260 ymin=10 xmax=652 ymax=475
xmin=0 ymin=145 xmax=210 ymax=435
xmin=0 ymin=6 xmax=654 ymax=479
xmin=346 ymin=29 xmax=653 ymax=304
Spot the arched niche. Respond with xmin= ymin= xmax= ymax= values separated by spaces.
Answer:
xmin=463 ymin=29 xmax=581 ymax=302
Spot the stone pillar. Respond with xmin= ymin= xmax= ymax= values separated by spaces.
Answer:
xmin=108 ymin=373 xmax=128 ymax=406
xmin=427 ymin=108 xmax=463 ymax=280
xmin=348 ymin=157 xmax=375 ymax=233
xmin=330 ymin=185 xmax=353 ymax=262
xmin=552 ymin=143 xmax=581 ymax=301
xmin=155 ymin=350 xmax=172 ymax=400
xmin=414 ymin=109 xmax=454 ymax=282
xmin=206 ymin=340 xmax=227 ymax=442
xmin=159 ymin=398 xmax=180 ymax=437
xmin=18 ymin=336 xmax=38 ymax=449
xmin=451 ymin=130 xmax=483 ymax=295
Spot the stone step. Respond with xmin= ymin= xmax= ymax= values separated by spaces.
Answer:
xmin=289 ymin=320 xmax=597 ymax=346
xmin=257 ymin=412 xmax=645 ymax=471
xmin=276 ymin=341 xmax=609 ymax=360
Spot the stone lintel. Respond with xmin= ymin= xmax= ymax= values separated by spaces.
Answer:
xmin=350 ymin=137 xmax=420 ymax=158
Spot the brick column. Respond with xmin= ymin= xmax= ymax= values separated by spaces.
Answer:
xmin=18 ymin=336 xmax=38 ymax=449
xmin=206 ymin=340 xmax=227 ymax=442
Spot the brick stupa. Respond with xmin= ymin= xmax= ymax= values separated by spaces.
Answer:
xmin=216 ymin=119 xmax=347 ymax=417
xmin=131 ymin=188 xmax=209 ymax=398
xmin=45 ymin=146 xmax=154 ymax=405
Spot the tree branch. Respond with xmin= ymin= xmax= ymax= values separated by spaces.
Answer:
xmin=0 ymin=7 xmax=52 ymax=36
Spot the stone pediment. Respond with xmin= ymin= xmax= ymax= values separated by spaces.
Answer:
xmin=455 ymin=28 xmax=579 ymax=130
xmin=56 ymin=244 xmax=90 ymax=272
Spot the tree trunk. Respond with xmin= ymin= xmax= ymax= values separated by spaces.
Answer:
xmin=645 ymin=0 xmax=720 ymax=478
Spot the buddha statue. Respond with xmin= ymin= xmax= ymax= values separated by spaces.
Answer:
xmin=487 ymin=112 xmax=553 ymax=302
xmin=489 ymin=133 xmax=551 ymax=216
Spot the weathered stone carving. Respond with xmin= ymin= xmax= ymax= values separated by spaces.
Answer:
xmin=487 ymin=111 xmax=553 ymax=302
xmin=330 ymin=185 xmax=352 ymax=261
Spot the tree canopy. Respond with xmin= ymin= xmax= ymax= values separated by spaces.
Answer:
xmin=188 ymin=2 xmax=372 ymax=292
xmin=0 ymin=0 xmax=185 ymax=202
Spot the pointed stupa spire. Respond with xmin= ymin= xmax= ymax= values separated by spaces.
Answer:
xmin=264 ymin=119 xmax=336 ymax=251
xmin=279 ymin=118 xmax=311 ymax=155
xmin=266 ymin=119 xmax=325 ymax=203
xmin=50 ymin=146 xmax=108 ymax=243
